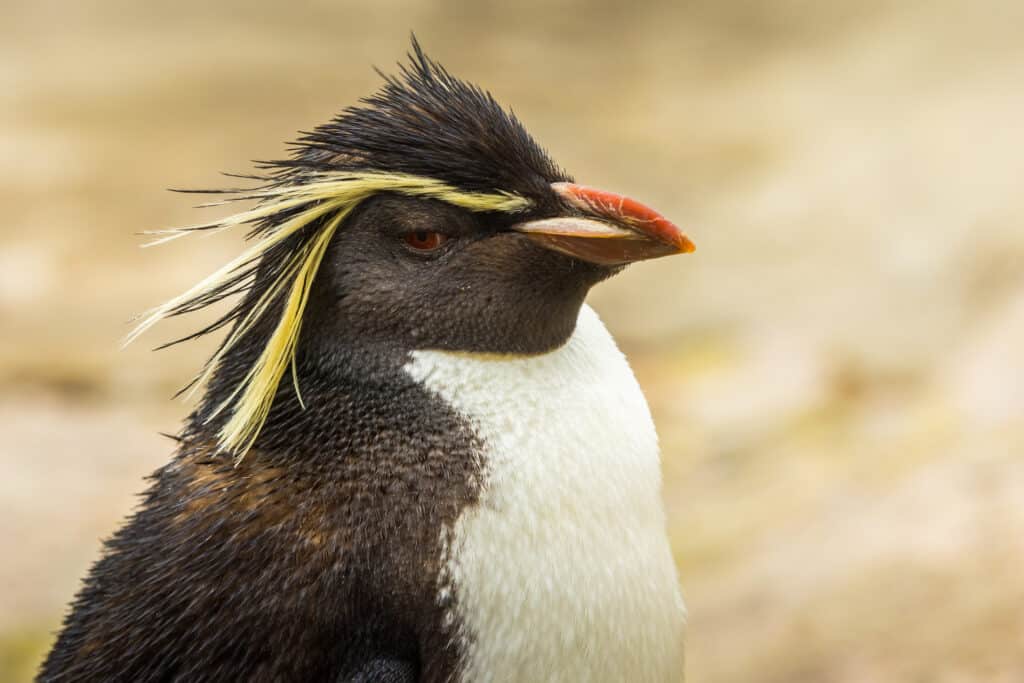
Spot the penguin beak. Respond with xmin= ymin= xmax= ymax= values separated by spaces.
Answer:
xmin=510 ymin=182 xmax=695 ymax=266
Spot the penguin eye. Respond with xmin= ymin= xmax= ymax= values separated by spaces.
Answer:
xmin=403 ymin=230 xmax=448 ymax=252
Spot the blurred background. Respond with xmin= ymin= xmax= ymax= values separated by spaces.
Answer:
xmin=3 ymin=0 xmax=1022 ymax=680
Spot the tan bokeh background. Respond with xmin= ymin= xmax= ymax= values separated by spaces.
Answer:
xmin=3 ymin=0 xmax=1023 ymax=680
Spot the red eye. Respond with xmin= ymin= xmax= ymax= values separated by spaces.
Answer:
xmin=403 ymin=231 xmax=448 ymax=251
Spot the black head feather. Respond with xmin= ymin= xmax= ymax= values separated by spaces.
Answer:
xmin=277 ymin=37 xmax=570 ymax=201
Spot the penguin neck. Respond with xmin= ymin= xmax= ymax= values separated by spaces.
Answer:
xmin=186 ymin=291 xmax=595 ymax=457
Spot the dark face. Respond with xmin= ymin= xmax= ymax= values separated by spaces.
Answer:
xmin=303 ymin=193 xmax=613 ymax=357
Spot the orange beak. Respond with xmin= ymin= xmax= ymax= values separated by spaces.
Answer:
xmin=511 ymin=182 xmax=695 ymax=265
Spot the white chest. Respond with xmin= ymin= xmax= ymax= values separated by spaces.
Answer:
xmin=404 ymin=305 xmax=686 ymax=683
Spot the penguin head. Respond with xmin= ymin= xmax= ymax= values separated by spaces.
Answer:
xmin=295 ymin=39 xmax=693 ymax=354
xmin=131 ymin=38 xmax=694 ymax=457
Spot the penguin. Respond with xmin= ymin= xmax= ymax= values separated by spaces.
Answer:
xmin=39 ymin=39 xmax=693 ymax=683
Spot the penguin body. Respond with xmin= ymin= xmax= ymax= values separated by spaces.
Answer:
xmin=40 ymin=40 xmax=692 ymax=682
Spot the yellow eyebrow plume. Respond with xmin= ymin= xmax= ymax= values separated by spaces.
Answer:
xmin=128 ymin=171 xmax=532 ymax=458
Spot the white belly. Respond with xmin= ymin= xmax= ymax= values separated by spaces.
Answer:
xmin=405 ymin=305 xmax=686 ymax=683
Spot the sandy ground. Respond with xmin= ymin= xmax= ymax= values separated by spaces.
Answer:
xmin=2 ymin=0 xmax=1023 ymax=680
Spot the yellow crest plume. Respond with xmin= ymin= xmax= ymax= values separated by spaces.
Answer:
xmin=128 ymin=172 xmax=531 ymax=460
